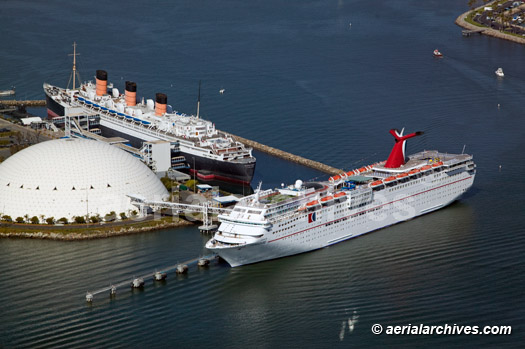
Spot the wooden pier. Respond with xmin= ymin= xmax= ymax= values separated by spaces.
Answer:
xmin=85 ymin=254 xmax=217 ymax=302
xmin=462 ymin=29 xmax=484 ymax=37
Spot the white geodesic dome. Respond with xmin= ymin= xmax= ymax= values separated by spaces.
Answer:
xmin=0 ymin=138 xmax=168 ymax=221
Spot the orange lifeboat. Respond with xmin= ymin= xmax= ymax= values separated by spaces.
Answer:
xmin=421 ymin=165 xmax=432 ymax=171
xmin=370 ymin=180 xmax=384 ymax=186
xmin=384 ymin=176 xmax=397 ymax=182
xmin=331 ymin=175 xmax=341 ymax=181
xmin=306 ymin=200 xmax=319 ymax=207
xmin=432 ymin=161 xmax=444 ymax=167
xmin=409 ymin=169 xmax=420 ymax=175
xmin=358 ymin=167 xmax=367 ymax=173
xmin=396 ymin=173 xmax=409 ymax=179
xmin=334 ymin=192 xmax=346 ymax=198
xmin=320 ymin=195 xmax=334 ymax=202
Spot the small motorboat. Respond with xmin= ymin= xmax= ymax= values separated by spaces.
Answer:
xmin=433 ymin=49 xmax=443 ymax=57
xmin=495 ymin=68 xmax=504 ymax=77
xmin=0 ymin=87 xmax=15 ymax=96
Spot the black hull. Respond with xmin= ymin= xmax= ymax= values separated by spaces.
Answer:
xmin=97 ymin=124 xmax=255 ymax=183
xmin=45 ymin=93 xmax=64 ymax=119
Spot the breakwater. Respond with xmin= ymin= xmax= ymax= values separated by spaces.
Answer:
xmin=226 ymin=132 xmax=342 ymax=175
xmin=0 ymin=100 xmax=46 ymax=107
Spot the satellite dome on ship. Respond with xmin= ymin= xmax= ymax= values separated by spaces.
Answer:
xmin=0 ymin=138 xmax=168 ymax=221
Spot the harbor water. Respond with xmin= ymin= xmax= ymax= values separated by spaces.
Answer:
xmin=1 ymin=0 xmax=524 ymax=347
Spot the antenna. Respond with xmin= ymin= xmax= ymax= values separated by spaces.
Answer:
xmin=196 ymin=80 xmax=201 ymax=119
xmin=68 ymin=42 xmax=81 ymax=90
xmin=462 ymin=144 xmax=466 ymax=154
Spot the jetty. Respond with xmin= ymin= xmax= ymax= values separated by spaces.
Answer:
xmin=85 ymin=254 xmax=217 ymax=302
xmin=0 ymin=100 xmax=46 ymax=107
xmin=226 ymin=132 xmax=342 ymax=175
xmin=1 ymin=100 xmax=343 ymax=175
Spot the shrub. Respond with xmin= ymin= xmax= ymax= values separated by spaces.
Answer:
xmin=46 ymin=217 xmax=55 ymax=225
xmin=1 ymin=215 xmax=12 ymax=222
xmin=90 ymin=215 xmax=100 ymax=223
xmin=15 ymin=217 xmax=24 ymax=223
xmin=184 ymin=179 xmax=198 ymax=192
xmin=119 ymin=212 xmax=127 ymax=220
xmin=104 ymin=211 xmax=116 ymax=222
xmin=57 ymin=217 xmax=68 ymax=224
xmin=74 ymin=216 xmax=86 ymax=224
xmin=30 ymin=216 xmax=39 ymax=224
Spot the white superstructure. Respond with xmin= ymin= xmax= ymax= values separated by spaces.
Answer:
xmin=206 ymin=130 xmax=476 ymax=267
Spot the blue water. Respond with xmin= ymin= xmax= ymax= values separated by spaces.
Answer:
xmin=1 ymin=0 xmax=525 ymax=347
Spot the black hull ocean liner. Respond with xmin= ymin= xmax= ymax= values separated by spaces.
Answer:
xmin=44 ymin=65 xmax=256 ymax=183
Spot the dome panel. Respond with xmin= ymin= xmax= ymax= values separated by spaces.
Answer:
xmin=0 ymin=138 xmax=168 ymax=220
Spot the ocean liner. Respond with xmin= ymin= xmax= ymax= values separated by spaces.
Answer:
xmin=206 ymin=129 xmax=476 ymax=267
xmin=44 ymin=67 xmax=255 ymax=183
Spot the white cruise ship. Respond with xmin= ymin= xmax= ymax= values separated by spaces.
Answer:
xmin=206 ymin=129 xmax=476 ymax=267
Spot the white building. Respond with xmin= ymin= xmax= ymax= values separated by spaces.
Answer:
xmin=0 ymin=138 xmax=168 ymax=221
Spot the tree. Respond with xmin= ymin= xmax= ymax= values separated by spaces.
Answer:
xmin=1 ymin=215 xmax=12 ymax=222
xmin=90 ymin=215 xmax=100 ymax=223
xmin=30 ymin=216 xmax=39 ymax=224
xmin=15 ymin=217 xmax=24 ymax=223
xmin=46 ymin=217 xmax=55 ymax=225
xmin=74 ymin=216 xmax=86 ymax=224
xmin=104 ymin=211 xmax=116 ymax=222
xmin=119 ymin=212 xmax=127 ymax=220
xmin=57 ymin=217 xmax=68 ymax=224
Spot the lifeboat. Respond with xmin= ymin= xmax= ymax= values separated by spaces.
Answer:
xmin=306 ymin=200 xmax=319 ymax=207
xmin=370 ymin=180 xmax=384 ymax=186
xmin=432 ymin=161 xmax=444 ymax=167
xmin=329 ymin=175 xmax=341 ymax=182
xmin=420 ymin=165 xmax=432 ymax=171
xmin=320 ymin=196 xmax=334 ymax=206
xmin=409 ymin=169 xmax=420 ymax=175
xmin=334 ymin=192 xmax=347 ymax=202
xmin=358 ymin=167 xmax=367 ymax=173
xmin=396 ymin=173 xmax=409 ymax=179
xmin=384 ymin=176 xmax=397 ymax=182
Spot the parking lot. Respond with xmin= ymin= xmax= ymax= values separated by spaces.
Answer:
xmin=472 ymin=1 xmax=525 ymax=36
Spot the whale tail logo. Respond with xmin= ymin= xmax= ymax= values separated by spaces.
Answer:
xmin=384 ymin=128 xmax=423 ymax=168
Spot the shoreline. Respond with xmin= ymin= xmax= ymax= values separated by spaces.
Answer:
xmin=0 ymin=217 xmax=195 ymax=240
xmin=455 ymin=3 xmax=525 ymax=45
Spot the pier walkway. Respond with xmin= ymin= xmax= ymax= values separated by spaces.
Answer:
xmin=85 ymin=254 xmax=218 ymax=302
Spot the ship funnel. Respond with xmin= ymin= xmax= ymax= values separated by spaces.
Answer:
xmin=95 ymin=70 xmax=108 ymax=96
xmin=125 ymin=81 xmax=137 ymax=106
xmin=384 ymin=129 xmax=423 ymax=168
xmin=155 ymin=93 xmax=167 ymax=116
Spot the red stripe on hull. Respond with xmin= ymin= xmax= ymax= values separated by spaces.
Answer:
xmin=190 ymin=169 xmax=250 ymax=185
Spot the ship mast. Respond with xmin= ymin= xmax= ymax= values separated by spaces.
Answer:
xmin=67 ymin=42 xmax=81 ymax=90
xmin=196 ymin=80 xmax=201 ymax=119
